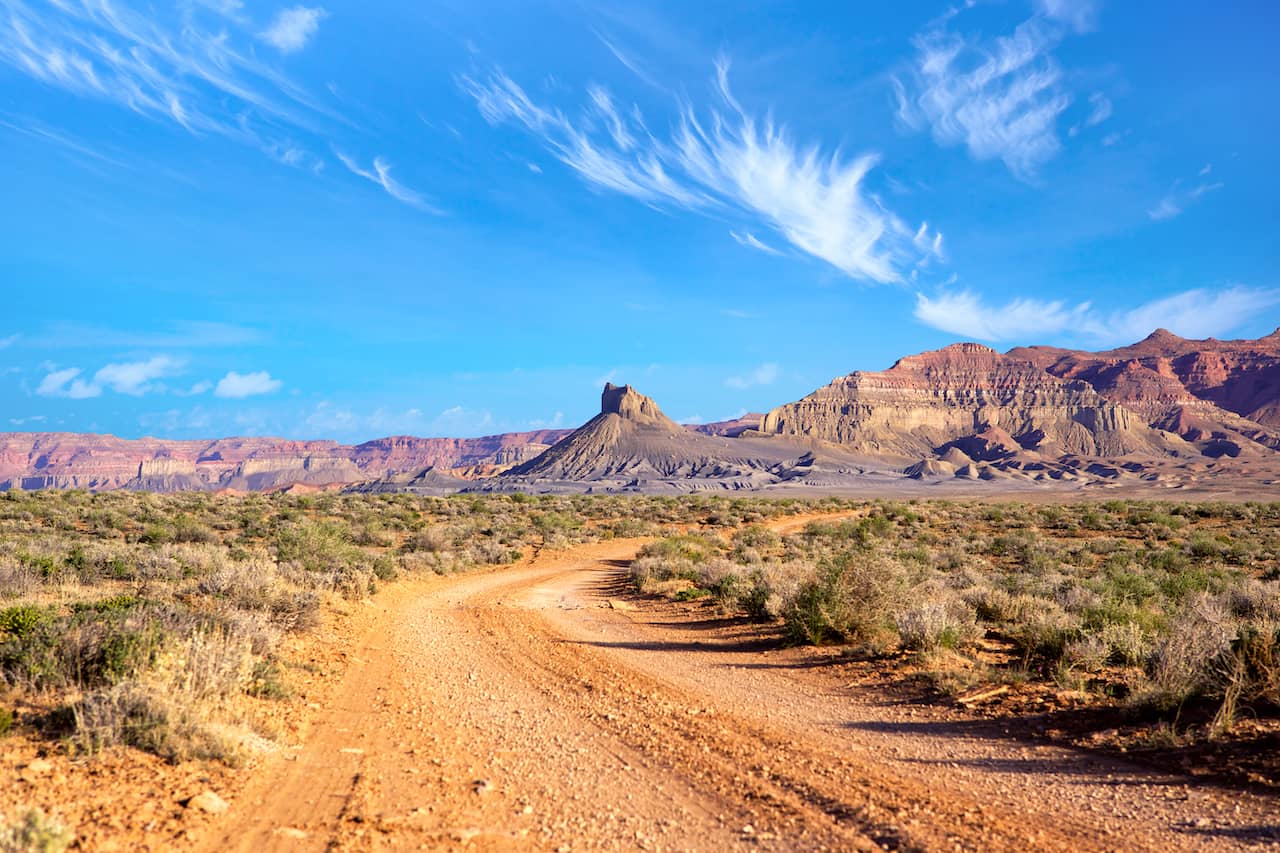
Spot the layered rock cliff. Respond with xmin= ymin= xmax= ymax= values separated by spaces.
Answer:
xmin=0 ymin=430 xmax=573 ymax=492
xmin=759 ymin=344 xmax=1179 ymax=461
xmin=1009 ymin=328 xmax=1280 ymax=452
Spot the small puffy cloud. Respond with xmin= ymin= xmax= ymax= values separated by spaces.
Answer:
xmin=94 ymin=355 xmax=184 ymax=395
xmin=259 ymin=6 xmax=326 ymax=53
xmin=37 ymin=367 xmax=100 ymax=399
xmin=914 ymin=286 xmax=1280 ymax=345
xmin=1085 ymin=92 xmax=1112 ymax=127
xmin=36 ymin=356 xmax=184 ymax=398
xmin=0 ymin=333 xmax=17 ymax=348
xmin=215 ymin=370 xmax=283 ymax=398
xmin=726 ymin=363 xmax=781 ymax=390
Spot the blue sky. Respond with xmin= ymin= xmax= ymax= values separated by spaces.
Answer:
xmin=2 ymin=0 xmax=1278 ymax=441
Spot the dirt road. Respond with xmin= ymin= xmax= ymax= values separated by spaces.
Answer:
xmin=208 ymin=517 xmax=1278 ymax=851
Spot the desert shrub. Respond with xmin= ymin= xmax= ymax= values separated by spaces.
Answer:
xmin=782 ymin=551 xmax=909 ymax=646
xmin=73 ymin=626 xmax=252 ymax=762
xmin=1003 ymin=596 xmax=1079 ymax=663
xmin=1141 ymin=595 xmax=1235 ymax=710
xmin=403 ymin=526 xmax=452 ymax=554
xmin=896 ymin=596 xmax=981 ymax=652
xmin=636 ymin=535 xmax=720 ymax=565
xmin=274 ymin=520 xmax=353 ymax=573
xmin=1062 ymin=635 xmax=1110 ymax=673
xmin=1234 ymin=622 xmax=1280 ymax=705
xmin=695 ymin=558 xmax=745 ymax=601
xmin=0 ymin=807 xmax=73 ymax=853
xmin=1098 ymin=620 xmax=1153 ymax=666
xmin=0 ymin=706 xmax=12 ymax=736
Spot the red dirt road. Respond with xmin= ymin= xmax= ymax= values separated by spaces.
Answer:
xmin=207 ymin=519 xmax=1278 ymax=851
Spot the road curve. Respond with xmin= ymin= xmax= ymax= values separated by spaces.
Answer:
xmin=208 ymin=518 xmax=1278 ymax=851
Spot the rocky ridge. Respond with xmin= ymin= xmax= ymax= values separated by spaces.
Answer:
xmin=1009 ymin=328 xmax=1280 ymax=456
xmin=490 ymin=384 xmax=852 ymax=492
xmin=758 ymin=343 xmax=1188 ymax=480
xmin=4 ymin=330 xmax=1279 ymax=494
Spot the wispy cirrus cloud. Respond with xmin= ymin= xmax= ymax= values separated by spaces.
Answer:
xmin=1034 ymin=0 xmax=1102 ymax=33
xmin=914 ymin=286 xmax=1280 ymax=345
xmin=730 ymin=231 xmax=781 ymax=256
xmin=460 ymin=58 xmax=940 ymax=283
xmin=336 ymin=152 xmax=439 ymax=212
xmin=895 ymin=10 xmax=1083 ymax=180
xmin=0 ymin=1 xmax=332 ymax=145
xmin=1148 ymin=167 xmax=1223 ymax=221
xmin=259 ymin=6 xmax=327 ymax=53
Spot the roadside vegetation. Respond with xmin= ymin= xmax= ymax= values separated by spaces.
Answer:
xmin=632 ymin=499 xmax=1280 ymax=758
xmin=5 ymin=489 xmax=1278 ymax=841
xmin=0 ymin=489 xmax=821 ymax=771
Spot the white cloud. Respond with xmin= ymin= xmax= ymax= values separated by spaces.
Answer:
xmin=0 ymin=334 xmax=17 ymax=349
xmin=593 ymin=31 xmax=663 ymax=90
xmin=1148 ymin=176 xmax=1223 ymax=221
xmin=336 ymin=151 xmax=439 ymax=212
xmin=895 ymin=17 xmax=1073 ymax=179
xmin=94 ymin=355 xmax=185 ymax=395
xmin=259 ymin=6 xmax=326 ymax=53
xmin=914 ymin=286 xmax=1280 ymax=345
xmin=1034 ymin=0 xmax=1102 ymax=33
xmin=1085 ymin=92 xmax=1112 ymax=126
xmin=461 ymin=59 xmax=938 ymax=283
xmin=914 ymin=291 xmax=1089 ymax=341
xmin=726 ymin=363 xmax=781 ymax=390
xmin=730 ymin=230 xmax=781 ymax=256
xmin=36 ymin=367 xmax=99 ymax=399
xmin=527 ymin=411 xmax=565 ymax=429
xmin=1098 ymin=287 xmax=1280 ymax=344
xmin=215 ymin=370 xmax=282 ymax=398
xmin=0 ymin=0 xmax=334 ymax=153
xmin=35 ymin=356 xmax=184 ymax=398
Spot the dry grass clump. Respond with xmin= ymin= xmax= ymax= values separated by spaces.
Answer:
xmin=632 ymin=498 xmax=1280 ymax=728
xmin=0 ymin=807 xmax=73 ymax=853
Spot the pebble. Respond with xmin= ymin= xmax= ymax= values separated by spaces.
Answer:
xmin=186 ymin=791 xmax=229 ymax=815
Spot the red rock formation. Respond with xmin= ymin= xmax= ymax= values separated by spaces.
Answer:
xmin=0 ymin=430 xmax=571 ymax=492
xmin=1009 ymin=328 xmax=1280 ymax=449
xmin=759 ymin=343 xmax=1177 ymax=460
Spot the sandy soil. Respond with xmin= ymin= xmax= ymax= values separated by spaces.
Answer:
xmin=199 ymin=514 xmax=1279 ymax=852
